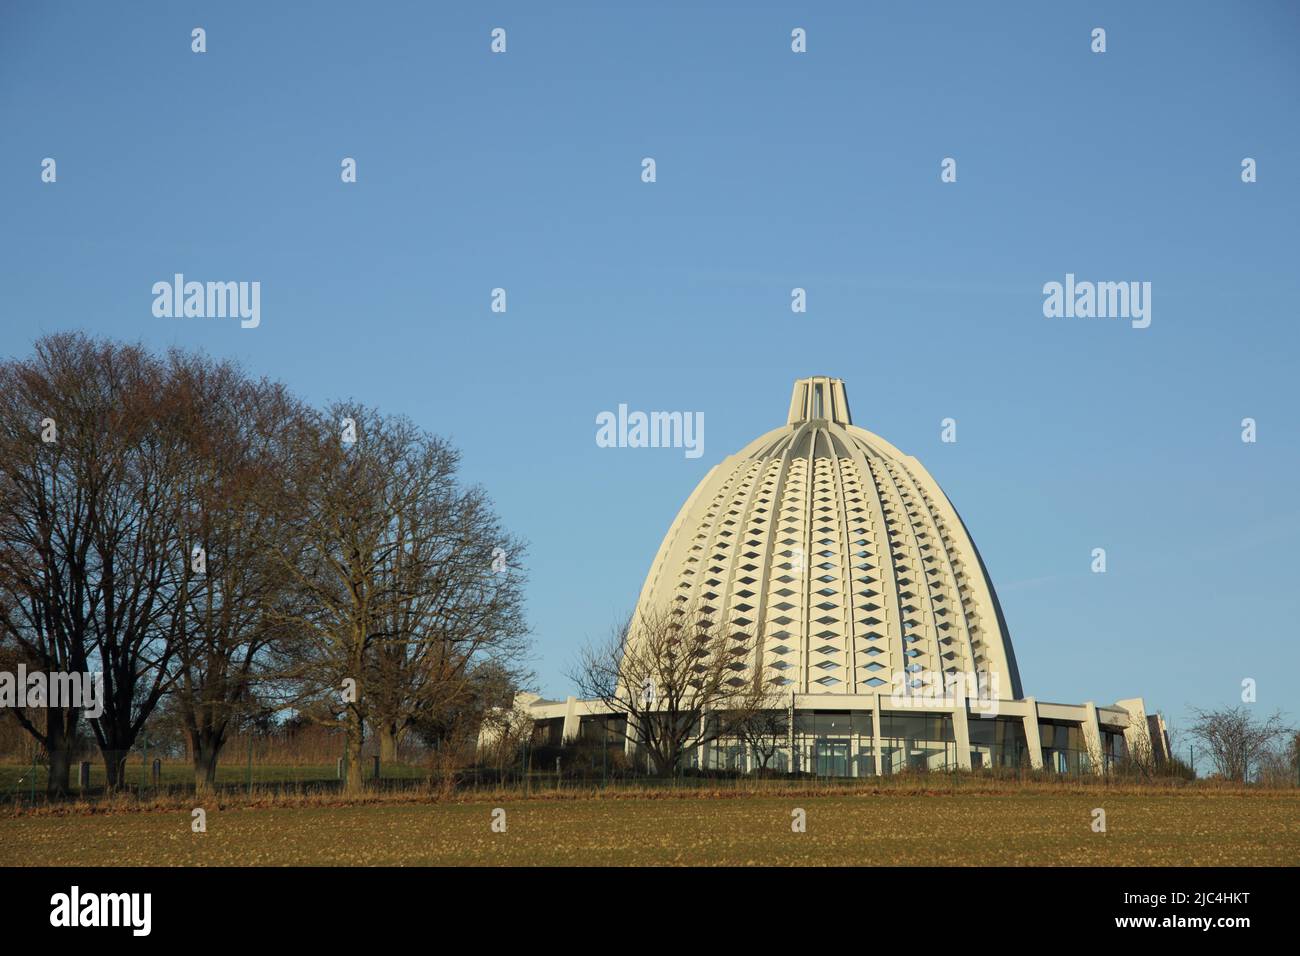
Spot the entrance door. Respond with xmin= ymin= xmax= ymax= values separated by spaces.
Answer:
xmin=815 ymin=740 xmax=850 ymax=777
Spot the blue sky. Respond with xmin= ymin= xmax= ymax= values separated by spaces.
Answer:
xmin=3 ymin=1 xmax=1298 ymax=742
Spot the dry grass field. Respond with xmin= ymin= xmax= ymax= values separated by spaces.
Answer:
xmin=3 ymin=789 xmax=1298 ymax=866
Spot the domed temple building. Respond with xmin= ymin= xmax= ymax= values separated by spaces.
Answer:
xmin=500 ymin=377 xmax=1170 ymax=776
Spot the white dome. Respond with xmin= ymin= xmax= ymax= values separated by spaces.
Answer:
xmin=631 ymin=377 xmax=1023 ymax=700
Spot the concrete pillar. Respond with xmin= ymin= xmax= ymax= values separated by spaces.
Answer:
xmin=1022 ymin=697 xmax=1044 ymax=770
xmin=561 ymin=696 xmax=580 ymax=744
xmin=951 ymin=683 xmax=972 ymax=771
xmin=786 ymin=693 xmax=795 ymax=775
xmin=871 ymin=693 xmax=884 ymax=776
xmin=1082 ymin=701 xmax=1104 ymax=776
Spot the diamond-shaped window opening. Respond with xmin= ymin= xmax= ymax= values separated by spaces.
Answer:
xmin=725 ymin=677 xmax=748 ymax=688
xmin=865 ymin=662 xmax=885 ymax=671
xmin=817 ymin=587 xmax=836 ymax=597
xmin=738 ymin=576 xmax=756 ymax=585
xmin=771 ymin=644 xmax=792 ymax=655
xmin=739 ymin=564 xmax=758 ymax=572
xmin=771 ymin=630 xmax=791 ymax=639
xmin=904 ymin=634 xmax=922 ymax=644
xmin=907 ymin=663 xmax=923 ymax=673
xmin=732 ymin=617 xmax=753 ymax=627
xmin=818 ymin=574 xmax=836 ymax=583
xmin=906 ymin=648 xmax=922 ymax=658
xmin=734 ymin=603 xmax=754 ymax=613
xmin=863 ymin=617 xmax=882 ymax=626
xmin=775 ymin=677 xmax=794 ymax=687
xmin=815 ymin=661 xmax=839 ymax=671
xmin=859 ymin=603 xmax=880 ymax=612
xmin=771 ymin=661 xmax=792 ymax=671
xmin=776 ymin=574 xmax=796 ymax=583
xmin=865 ymin=647 xmax=884 ymax=656
xmin=814 ymin=644 xmax=838 ymax=654
xmin=773 ymin=616 xmax=793 ymax=626
xmin=735 ymin=589 xmax=754 ymax=599
xmin=815 ymin=601 xmax=837 ymax=611
xmin=817 ymin=537 xmax=836 ymax=547
xmin=814 ymin=616 xmax=838 ymax=626
xmin=814 ymin=676 xmax=841 ymax=686
xmin=742 ymin=551 xmax=760 ymax=559
xmin=772 ymin=602 xmax=795 ymax=612
xmin=814 ymin=629 xmax=837 ymax=639
xmin=775 ymin=588 xmax=795 ymax=598
xmin=818 ymin=550 xmax=836 ymax=559
xmin=865 ymin=677 xmax=887 ymax=687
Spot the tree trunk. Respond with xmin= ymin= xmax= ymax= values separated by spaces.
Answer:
xmin=45 ymin=712 xmax=75 ymax=797
xmin=649 ymin=747 xmax=675 ymax=776
xmin=345 ymin=709 xmax=365 ymax=794
xmin=379 ymin=723 xmax=400 ymax=764
xmin=191 ymin=729 xmax=224 ymax=793
xmin=103 ymin=749 xmax=128 ymax=790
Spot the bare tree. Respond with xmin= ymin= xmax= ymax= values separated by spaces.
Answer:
xmin=163 ymin=352 xmax=306 ymax=792
xmin=0 ymin=334 xmax=184 ymax=791
xmin=1187 ymin=706 xmax=1292 ymax=782
xmin=476 ymin=694 xmax=535 ymax=772
xmin=1121 ymin=726 xmax=1157 ymax=781
xmin=366 ymin=477 xmax=528 ymax=765
xmin=570 ymin=605 xmax=777 ymax=775
xmin=261 ymin=404 xmax=527 ymax=793
xmin=727 ymin=705 xmax=789 ymax=772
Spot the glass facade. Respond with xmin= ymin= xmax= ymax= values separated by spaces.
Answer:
xmin=530 ymin=717 xmax=563 ymax=747
xmin=578 ymin=715 xmax=627 ymax=747
xmin=966 ymin=715 xmax=1030 ymax=768
xmin=878 ymin=713 xmax=957 ymax=773
xmin=1038 ymin=720 xmax=1090 ymax=774
xmin=613 ymin=709 xmax=1110 ymax=778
